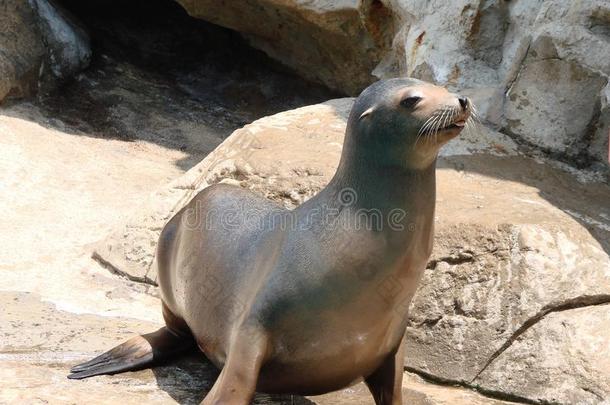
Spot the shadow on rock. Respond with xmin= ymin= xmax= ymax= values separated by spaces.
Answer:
xmin=439 ymin=154 xmax=610 ymax=255
xmin=153 ymin=351 xmax=315 ymax=405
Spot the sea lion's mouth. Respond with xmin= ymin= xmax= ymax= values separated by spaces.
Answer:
xmin=439 ymin=119 xmax=467 ymax=131
xmin=417 ymin=106 xmax=475 ymax=144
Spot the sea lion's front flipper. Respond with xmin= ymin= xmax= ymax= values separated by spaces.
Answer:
xmin=68 ymin=326 xmax=194 ymax=379
xmin=202 ymin=329 xmax=268 ymax=405
xmin=365 ymin=333 xmax=406 ymax=405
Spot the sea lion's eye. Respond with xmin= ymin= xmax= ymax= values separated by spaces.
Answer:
xmin=401 ymin=96 xmax=421 ymax=109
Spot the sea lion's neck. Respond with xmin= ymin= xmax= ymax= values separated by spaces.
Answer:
xmin=326 ymin=153 xmax=437 ymax=214
xmin=299 ymin=153 xmax=437 ymax=284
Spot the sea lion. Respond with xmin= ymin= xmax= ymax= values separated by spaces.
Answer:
xmin=69 ymin=78 xmax=473 ymax=405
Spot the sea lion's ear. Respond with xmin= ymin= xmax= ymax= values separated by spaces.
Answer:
xmin=359 ymin=107 xmax=375 ymax=121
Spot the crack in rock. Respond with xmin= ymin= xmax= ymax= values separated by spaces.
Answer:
xmin=426 ymin=251 xmax=476 ymax=269
xmin=404 ymin=366 xmax=539 ymax=405
xmin=470 ymin=294 xmax=610 ymax=383
xmin=92 ymin=251 xmax=157 ymax=286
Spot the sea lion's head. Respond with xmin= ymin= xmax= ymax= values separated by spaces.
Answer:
xmin=345 ymin=78 xmax=474 ymax=170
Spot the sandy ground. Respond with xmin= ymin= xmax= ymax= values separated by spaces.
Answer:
xmin=0 ymin=103 xmax=174 ymax=322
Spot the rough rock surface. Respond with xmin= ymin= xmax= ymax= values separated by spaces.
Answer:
xmin=0 ymin=0 xmax=91 ymax=103
xmin=408 ymin=221 xmax=610 ymax=404
xmin=381 ymin=0 xmax=610 ymax=164
xmin=0 ymin=0 xmax=46 ymax=101
xmin=174 ymin=0 xmax=610 ymax=164
xmin=29 ymin=0 xmax=91 ymax=88
xmin=94 ymin=99 xmax=610 ymax=403
xmin=174 ymin=0 xmax=397 ymax=96
xmin=476 ymin=304 xmax=610 ymax=404
xmin=406 ymin=157 xmax=609 ymax=403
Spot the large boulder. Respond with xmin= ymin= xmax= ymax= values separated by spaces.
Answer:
xmin=476 ymin=304 xmax=610 ymax=404
xmin=0 ymin=0 xmax=91 ymax=103
xmin=376 ymin=0 xmax=610 ymax=164
xmin=173 ymin=0 xmax=610 ymax=164
xmin=174 ymin=0 xmax=397 ymax=96
xmin=501 ymin=0 xmax=610 ymax=162
xmin=407 ymin=220 xmax=610 ymax=404
xmin=29 ymin=0 xmax=92 ymax=88
xmin=93 ymin=99 xmax=610 ymax=403
xmin=591 ymin=82 xmax=610 ymax=164
xmin=503 ymin=37 xmax=606 ymax=159
xmin=0 ymin=0 xmax=46 ymax=101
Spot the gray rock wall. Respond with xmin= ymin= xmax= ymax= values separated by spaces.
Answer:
xmin=175 ymin=0 xmax=610 ymax=164
xmin=0 ymin=0 xmax=91 ymax=103
xmin=0 ymin=0 xmax=46 ymax=101
xmin=2 ymin=0 xmax=607 ymax=162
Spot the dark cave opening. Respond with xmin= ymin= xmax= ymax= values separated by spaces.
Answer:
xmin=38 ymin=0 xmax=339 ymax=168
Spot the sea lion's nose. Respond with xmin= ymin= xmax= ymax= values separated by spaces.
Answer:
xmin=458 ymin=97 xmax=469 ymax=110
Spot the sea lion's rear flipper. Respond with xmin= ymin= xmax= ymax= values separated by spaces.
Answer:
xmin=68 ymin=327 xmax=194 ymax=380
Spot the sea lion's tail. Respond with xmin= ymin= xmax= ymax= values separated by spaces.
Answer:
xmin=67 ymin=327 xmax=195 ymax=379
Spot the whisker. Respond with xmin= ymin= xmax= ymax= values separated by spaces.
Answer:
xmin=425 ymin=113 xmax=440 ymax=145
xmin=419 ymin=120 xmax=437 ymax=145
xmin=417 ymin=113 xmax=441 ymax=145
xmin=469 ymin=104 xmax=483 ymax=137
xmin=444 ymin=107 xmax=455 ymax=128
xmin=443 ymin=106 xmax=457 ymax=142
xmin=417 ymin=102 xmax=478 ymax=146
xmin=430 ymin=109 xmax=448 ymax=144
xmin=465 ymin=116 xmax=474 ymax=136
xmin=435 ymin=109 xmax=448 ymax=144
xmin=418 ymin=115 xmax=437 ymax=136
xmin=448 ymin=107 xmax=459 ymax=143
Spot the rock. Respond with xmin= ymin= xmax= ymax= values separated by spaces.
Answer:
xmin=404 ymin=154 xmax=610 ymax=404
xmin=0 ymin=0 xmax=91 ymax=103
xmin=591 ymin=82 xmax=610 ymax=165
xmin=503 ymin=30 xmax=608 ymax=160
xmin=0 ymin=0 xmax=46 ymax=101
xmin=171 ymin=0 xmax=610 ymax=164
xmin=475 ymin=304 xmax=610 ymax=404
xmin=405 ymin=154 xmax=610 ymax=403
xmin=382 ymin=0 xmax=505 ymax=87
xmin=29 ymin=0 xmax=92 ymax=90
xmin=406 ymin=222 xmax=610 ymax=400
xmin=385 ymin=0 xmax=610 ymax=163
xmin=174 ymin=0 xmax=398 ymax=95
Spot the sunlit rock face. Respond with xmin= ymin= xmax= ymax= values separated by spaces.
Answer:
xmin=2 ymin=0 xmax=608 ymax=163
xmin=175 ymin=0 xmax=610 ymax=164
